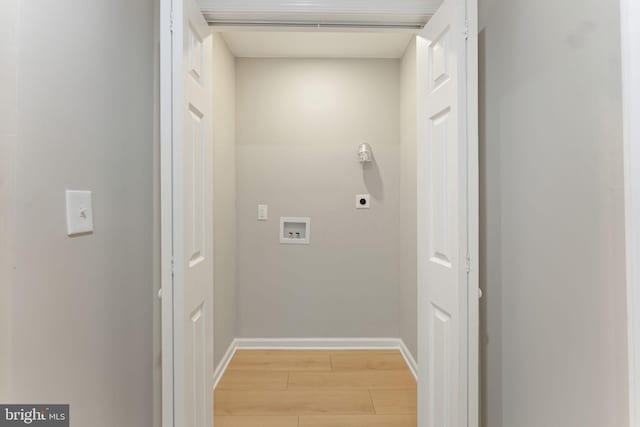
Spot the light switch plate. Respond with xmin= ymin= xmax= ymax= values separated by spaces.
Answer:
xmin=66 ymin=190 xmax=94 ymax=236
xmin=257 ymin=204 xmax=268 ymax=221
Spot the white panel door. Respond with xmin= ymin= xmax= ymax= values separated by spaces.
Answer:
xmin=416 ymin=0 xmax=478 ymax=425
xmin=174 ymin=0 xmax=214 ymax=426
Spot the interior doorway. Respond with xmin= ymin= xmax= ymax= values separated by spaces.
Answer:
xmin=160 ymin=0 xmax=479 ymax=426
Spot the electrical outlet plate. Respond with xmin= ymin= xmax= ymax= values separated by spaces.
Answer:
xmin=356 ymin=194 xmax=370 ymax=209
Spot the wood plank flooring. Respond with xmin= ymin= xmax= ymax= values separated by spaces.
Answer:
xmin=215 ymin=350 xmax=417 ymax=427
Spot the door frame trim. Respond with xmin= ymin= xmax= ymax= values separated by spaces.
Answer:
xmin=621 ymin=0 xmax=640 ymax=425
xmin=159 ymin=1 xmax=479 ymax=426
xmin=465 ymin=0 xmax=479 ymax=426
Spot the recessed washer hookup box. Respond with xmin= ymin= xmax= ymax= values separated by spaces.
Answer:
xmin=0 ymin=405 xmax=69 ymax=426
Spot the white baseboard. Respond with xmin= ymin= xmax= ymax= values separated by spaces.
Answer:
xmin=213 ymin=337 xmax=418 ymax=385
xmin=398 ymin=339 xmax=418 ymax=379
xmin=234 ymin=337 xmax=403 ymax=350
xmin=213 ymin=338 xmax=239 ymax=390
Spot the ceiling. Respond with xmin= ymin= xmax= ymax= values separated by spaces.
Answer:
xmin=221 ymin=31 xmax=415 ymax=59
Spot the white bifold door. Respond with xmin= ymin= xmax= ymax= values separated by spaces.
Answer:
xmin=171 ymin=0 xmax=215 ymax=426
xmin=416 ymin=0 xmax=478 ymax=425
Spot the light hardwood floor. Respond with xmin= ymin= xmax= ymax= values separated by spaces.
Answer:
xmin=214 ymin=350 xmax=417 ymax=427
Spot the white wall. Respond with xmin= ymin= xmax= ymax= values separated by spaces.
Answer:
xmin=479 ymin=0 xmax=628 ymax=426
xmin=212 ymin=33 xmax=237 ymax=365
xmin=235 ymin=58 xmax=401 ymax=338
xmin=0 ymin=0 xmax=18 ymax=403
xmin=4 ymin=1 xmax=156 ymax=426
xmin=399 ymin=39 xmax=418 ymax=359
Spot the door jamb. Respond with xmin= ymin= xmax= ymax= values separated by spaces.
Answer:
xmin=621 ymin=0 xmax=640 ymax=425
xmin=160 ymin=0 xmax=175 ymax=426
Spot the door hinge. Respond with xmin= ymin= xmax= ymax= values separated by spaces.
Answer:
xmin=169 ymin=12 xmax=174 ymax=33
xmin=464 ymin=20 xmax=470 ymax=40
xmin=465 ymin=256 xmax=472 ymax=273
xmin=170 ymin=257 xmax=175 ymax=277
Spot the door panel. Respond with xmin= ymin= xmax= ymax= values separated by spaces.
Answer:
xmin=179 ymin=0 xmax=214 ymax=426
xmin=186 ymin=103 xmax=205 ymax=266
xmin=190 ymin=304 xmax=206 ymax=427
xmin=430 ymin=304 xmax=451 ymax=427
xmin=417 ymin=0 xmax=477 ymax=425
xmin=427 ymin=106 xmax=454 ymax=269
